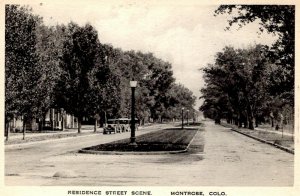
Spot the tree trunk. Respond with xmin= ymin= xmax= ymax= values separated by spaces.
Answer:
xmin=40 ymin=116 xmax=44 ymax=131
xmin=78 ymin=117 xmax=82 ymax=133
xmin=142 ymin=118 xmax=145 ymax=125
xmin=100 ymin=117 xmax=104 ymax=128
xmin=255 ymin=117 xmax=259 ymax=127
xmin=61 ymin=113 xmax=65 ymax=131
xmin=38 ymin=118 xmax=41 ymax=131
xmin=247 ymin=109 xmax=254 ymax=130
xmin=94 ymin=118 xmax=97 ymax=132
xmin=271 ymin=118 xmax=274 ymax=127
xmin=52 ymin=119 xmax=54 ymax=131
xmin=234 ymin=117 xmax=238 ymax=125
xmin=38 ymin=117 xmax=44 ymax=131
xmin=238 ymin=113 xmax=242 ymax=128
xmin=244 ymin=119 xmax=248 ymax=128
xmin=8 ymin=121 xmax=11 ymax=141
xmin=22 ymin=119 xmax=26 ymax=140
xmin=215 ymin=113 xmax=221 ymax=124
xmin=12 ymin=117 xmax=16 ymax=133
xmin=5 ymin=120 xmax=9 ymax=141
xmin=248 ymin=117 xmax=254 ymax=130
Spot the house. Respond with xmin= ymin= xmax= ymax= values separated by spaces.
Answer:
xmin=8 ymin=108 xmax=78 ymax=132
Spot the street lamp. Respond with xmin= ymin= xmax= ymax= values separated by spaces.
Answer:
xmin=187 ymin=110 xmax=189 ymax=126
xmin=130 ymin=80 xmax=138 ymax=146
xmin=181 ymin=107 xmax=184 ymax=129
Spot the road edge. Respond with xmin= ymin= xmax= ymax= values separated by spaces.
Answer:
xmin=227 ymin=126 xmax=294 ymax=154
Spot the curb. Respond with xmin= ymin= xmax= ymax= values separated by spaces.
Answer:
xmin=4 ymin=125 xmax=159 ymax=147
xmin=78 ymin=148 xmax=187 ymax=155
xmin=5 ymin=132 xmax=100 ymax=149
xmin=230 ymin=127 xmax=294 ymax=155
xmin=78 ymin=128 xmax=200 ymax=155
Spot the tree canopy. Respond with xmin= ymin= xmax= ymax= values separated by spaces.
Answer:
xmin=200 ymin=44 xmax=293 ymax=129
xmin=5 ymin=5 xmax=43 ymax=121
xmin=5 ymin=4 xmax=196 ymax=135
xmin=215 ymin=5 xmax=294 ymax=103
xmin=200 ymin=5 xmax=295 ymax=129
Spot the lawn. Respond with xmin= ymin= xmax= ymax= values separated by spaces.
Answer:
xmin=5 ymin=131 xmax=96 ymax=145
xmin=226 ymin=125 xmax=294 ymax=150
xmin=81 ymin=128 xmax=198 ymax=152
xmin=248 ymin=130 xmax=294 ymax=150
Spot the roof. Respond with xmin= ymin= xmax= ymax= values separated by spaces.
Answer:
xmin=118 ymin=118 xmax=130 ymax=120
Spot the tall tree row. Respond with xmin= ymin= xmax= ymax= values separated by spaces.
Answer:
xmin=54 ymin=23 xmax=101 ymax=133
xmin=215 ymin=5 xmax=294 ymax=104
xmin=102 ymin=47 xmax=195 ymax=123
xmin=200 ymin=45 xmax=274 ymax=129
xmin=5 ymin=5 xmax=196 ymax=137
xmin=201 ymin=4 xmax=294 ymax=130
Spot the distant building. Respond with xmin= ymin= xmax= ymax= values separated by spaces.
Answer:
xmin=8 ymin=108 xmax=78 ymax=132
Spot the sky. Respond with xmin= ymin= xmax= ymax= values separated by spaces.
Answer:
xmin=28 ymin=0 xmax=278 ymax=109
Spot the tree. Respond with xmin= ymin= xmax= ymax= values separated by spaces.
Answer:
xmin=200 ymin=45 xmax=271 ymax=129
xmin=5 ymin=4 xmax=197 ymax=138
xmin=56 ymin=22 xmax=100 ymax=133
xmin=87 ymin=44 xmax=122 ymax=130
xmin=5 ymin=5 xmax=43 ymax=139
xmin=165 ymin=84 xmax=196 ymax=120
xmin=106 ymin=49 xmax=177 ymax=123
xmin=144 ymin=55 xmax=175 ymax=121
xmin=215 ymin=5 xmax=294 ymax=105
xmin=35 ymin=24 xmax=67 ymax=130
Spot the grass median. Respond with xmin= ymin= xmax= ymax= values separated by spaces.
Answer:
xmin=81 ymin=127 xmax=199 ymax=152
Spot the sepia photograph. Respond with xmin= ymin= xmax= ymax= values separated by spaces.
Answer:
xmin=1 ymin=0 xmax=299 ymax=195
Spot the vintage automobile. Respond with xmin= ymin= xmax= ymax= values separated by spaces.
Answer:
xmin=103 ymin=118 xmax=139 ymax=134
xmin=130 ymin=118 xmax=139 ymax=132
xmin=118 ymin=118 xmax=139 ymax=132
xmin=118 ymin=118 xmax=130 ymax=132
xmin=103 ymin=119 xmax=121 ymax=134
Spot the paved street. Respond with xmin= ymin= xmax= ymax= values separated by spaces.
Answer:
xmin=5 ymin=120 xmax=293 ymax=186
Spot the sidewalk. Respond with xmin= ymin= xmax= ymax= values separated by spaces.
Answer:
xmin=5 ymin=126 xmax=99 ymax=145
xmin=220 ymin=122 xmax=294 ymax=153
xmin=7 ymin=126 xmax=99 ymax=139
xmin=220 ymin=120 xmax=294 ymax=136
xmin=4 ymin=124 xmax=157 ymax=145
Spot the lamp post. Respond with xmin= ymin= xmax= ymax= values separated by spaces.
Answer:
xmin=181 ymin=107 xmax=184 ymax=129
xmin=187 ymin=110 xmax=189 ymax=126
xmin=130 ymin=80 xmax=137 ymax=146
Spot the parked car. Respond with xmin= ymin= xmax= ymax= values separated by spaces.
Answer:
xmin=103 ymin=118 xmax=139 ymax=134
xmin=130 ymin=118 xmax=139 ymax=131
xmin=118 ymin=118 xmax=130 ymax=132
xmin=103 ymin=119 xmax=121 ymax=134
